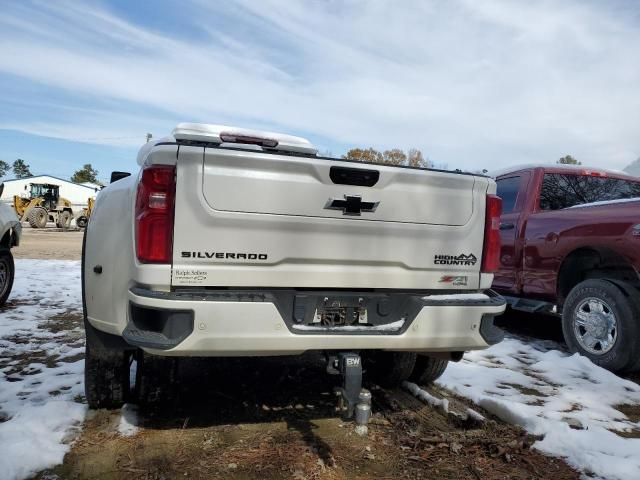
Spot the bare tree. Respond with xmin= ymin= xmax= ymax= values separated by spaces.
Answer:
xmin=343 ymin=148 xmax=384 ymax=164
xmin=344 ymin=147 xmax=432 ymax=168
xmin=407 ymin=148 xmax=432 ymax=168
xmin=382 ymin=149 xmax=407 ymax=166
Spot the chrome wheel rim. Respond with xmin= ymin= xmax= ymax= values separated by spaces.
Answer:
xmin=573 ymin=297 xmax=617 ymax=355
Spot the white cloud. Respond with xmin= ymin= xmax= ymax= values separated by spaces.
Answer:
xmin=0 ymin=0 xmax=639 ymax=169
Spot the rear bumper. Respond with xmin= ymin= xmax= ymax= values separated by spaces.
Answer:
xmin=122 ymin=288 xmax=506 ymax=356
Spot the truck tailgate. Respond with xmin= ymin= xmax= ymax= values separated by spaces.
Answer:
xmin=171 ymin=146 xmax=491 ymax=289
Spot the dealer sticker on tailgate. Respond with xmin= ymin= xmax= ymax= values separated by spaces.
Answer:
xmin=173 ymin=269 xmax=207 ymax=284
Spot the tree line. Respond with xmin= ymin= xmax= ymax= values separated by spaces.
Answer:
xmin=0 ymin=151 xmax=586 ymax=187
xmin=343 ymin=148 xmax=433 ymax=168
xmin=345 ymin=149 xmax=584 ymax=169
xmin=0 ymin=159 xmax=101 ymax=184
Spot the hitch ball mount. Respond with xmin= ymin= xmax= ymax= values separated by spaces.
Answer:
xmin=327 ymin=352 xmax=372 ymax=426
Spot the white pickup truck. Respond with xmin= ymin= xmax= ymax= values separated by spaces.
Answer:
xmin=83 ymin=123 xmax=506 ymax=409
xmin=0 ymin=187 xmax=20 ymax=306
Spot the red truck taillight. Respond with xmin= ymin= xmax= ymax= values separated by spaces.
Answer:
xmin=481 ymin=194 xmax=502 ymax=273
xmin=135 ymin=165 xmax=176 ymax=263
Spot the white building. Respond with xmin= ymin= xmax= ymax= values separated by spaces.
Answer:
xmin=80 ymin=181 xmax=103 ymax=191
xmin=1 ymin=175 xmax=99 ymax=210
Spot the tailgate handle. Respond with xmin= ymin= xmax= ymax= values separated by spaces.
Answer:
xmin=330 ymin=166 xmax=379 ymax=187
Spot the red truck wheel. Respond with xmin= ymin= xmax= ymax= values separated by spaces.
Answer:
xmin=562 ymin=279 xmax=640 ymax=373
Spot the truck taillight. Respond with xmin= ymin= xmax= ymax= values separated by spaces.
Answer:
xmin=135 ymin=165 xmax=176 ymax=263
xmin=481 ymin=194 xmax=502 ymax=273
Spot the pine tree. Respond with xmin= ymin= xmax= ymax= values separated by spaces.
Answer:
xmin=71 ymin=164 xmax=100 ymax=184
xmin=13 ymin=159 xmax=32 ymax=178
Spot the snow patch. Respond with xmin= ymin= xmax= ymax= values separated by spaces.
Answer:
xmin=118 ymin=403 xmax=139 ymax=437
xmin=0 ymin=260 xmax=86 ymax=480
xmin=422 ymin=293 xmax=490 ymax=301
xmin=402 ymin=381 xmax=449 ymax=413
xmin=0 ymin=401 xmax=85 ymax=480
xmin=292 ymin=319 xmax=405 ymax=332
xmin=465 ymin=408 xmax=485 ymax=423
xmin=438 ymin=335 xmax=640 ymax=480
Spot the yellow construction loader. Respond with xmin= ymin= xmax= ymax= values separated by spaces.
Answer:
xmin=13 ymin=183 xmax=74 ymax=229
xmin=75 ymin=197 xmax=95 ymax=228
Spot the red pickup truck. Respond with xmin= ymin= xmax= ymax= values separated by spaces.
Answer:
xmin=493 ymin=164 xmax=640 ymax=372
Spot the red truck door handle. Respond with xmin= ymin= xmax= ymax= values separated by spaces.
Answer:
xmin=500 ymin=222 xmax=515 ymax=231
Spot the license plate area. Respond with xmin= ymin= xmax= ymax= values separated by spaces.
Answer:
xmin=287 ymin=292 xmax=423 ymax=334
xmin=313 ymin=296 xmax=368 ymax=326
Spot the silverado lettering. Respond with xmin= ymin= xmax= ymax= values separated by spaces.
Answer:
xmin=181 ymin=251 xmax=268 ymax=260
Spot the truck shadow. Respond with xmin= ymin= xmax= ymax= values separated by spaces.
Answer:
xmin=495 ymin=308 xmax=565 ymax=343
xmin=132 ymin=353 xmax=346 ymax=464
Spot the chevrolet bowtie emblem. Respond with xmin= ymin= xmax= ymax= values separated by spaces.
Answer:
xmin=325 ymin=195 xmax=379 ymax=216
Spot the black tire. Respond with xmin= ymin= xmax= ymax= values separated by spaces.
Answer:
xmin=134 ymin=351 xmax=178 ymax=407
xmin=365 ymin=351 xmax=416 ymax=388
xmin=56 ymin=210 xmax=72 ymax=229
xmin=27 ymin=207 xmax=48 ymax=228
xmin=562 ymin=279 xmax=640 ymax=373
xmin=84 ymin=319 xmax=132 ymax=409
xmin=76 ymin=216 xmax=88 ymax=228
xmin=408 ymin=355 xmax=448 ymax=385
xmin=0 ymin=249 xmax=15 ymax=307
xmin=614 ymin=283 xmax=640 ymax=373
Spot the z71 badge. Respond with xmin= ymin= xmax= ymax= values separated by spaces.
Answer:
xmin=439 ymin=275 xmax=469 ymax=286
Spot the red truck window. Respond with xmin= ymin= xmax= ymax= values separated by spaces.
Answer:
xmin=539 ymin=174 xmax=640 ymax=210
xmin=496 ymin=176 xmax=521 ymax=213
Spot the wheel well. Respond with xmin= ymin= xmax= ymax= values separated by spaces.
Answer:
xmin=0 ymin=228 xmax=18 ymax=249
xmin=557 ymin=247 xmax=639 ymax=304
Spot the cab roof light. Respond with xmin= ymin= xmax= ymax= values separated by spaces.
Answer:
xmin=171 ymin=123 xmax=318 ymax=155
xmin=219 ymin=132 xmax=278 ymax=148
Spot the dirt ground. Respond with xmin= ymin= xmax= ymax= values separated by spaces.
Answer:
xmin=47 ymin=358 xmax=579 ymax=479
xmin=18 ymin=227 xmax=579 ymax=480
xmin=14 ymin=226 xmax=83 ymax=260
xmin=42 ymin=357 xmax=578 ymax=480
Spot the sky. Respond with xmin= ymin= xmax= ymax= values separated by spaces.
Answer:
xmin=1 ymin=0 xmax=639 ymax=182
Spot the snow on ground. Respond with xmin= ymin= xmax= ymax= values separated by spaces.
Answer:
xmin=292 ymin=319 xmax=405 ymax=331
xmin=118 ymin=403 xmax=139 ymax=437
xmin=438 ymin=335 xmax=640 ymax=480
xmin=403 ymin=381 xmax=450 ymax=413
xmin=422 ymin=293 xmax=490 ymax=301
xmin=0 ymin=260 xmax=86 ymax=480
